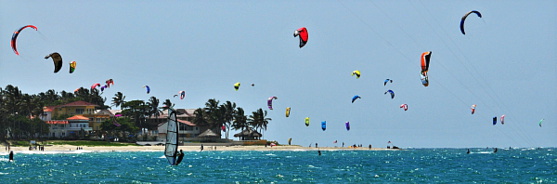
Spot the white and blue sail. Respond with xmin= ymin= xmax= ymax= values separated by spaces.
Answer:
xmin=164 ymin=108 xmax=179 ymax=165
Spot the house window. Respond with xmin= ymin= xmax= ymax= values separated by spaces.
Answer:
xmin=76 ymin=109 xmax=84 ymax=114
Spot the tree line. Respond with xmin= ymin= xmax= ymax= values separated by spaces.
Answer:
xmin=1 ymin=85 xmax=271 ymax=141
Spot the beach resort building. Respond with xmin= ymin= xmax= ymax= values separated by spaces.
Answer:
xmin=42 ymin=101 xmax=111 ymax=138
xmin=152 ymin=109 xmax=217 ymax=143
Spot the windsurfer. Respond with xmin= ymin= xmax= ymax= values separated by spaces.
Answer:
xmin=176 ymin=149 xmax=184 ymax=165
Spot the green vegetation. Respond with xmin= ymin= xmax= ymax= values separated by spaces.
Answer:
xmin=1 ymin=84 xmax=272 ymax=143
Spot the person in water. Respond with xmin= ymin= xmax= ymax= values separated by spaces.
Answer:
xmin=176 ymin=149 xmax=185 ymax=165
xmin=9 ymin=151 xmax=13 ymax=161
xmin=467 ymin=149 xmax=470 ymax=154
xmin=318 ymin=149 xmax=321 ymax=156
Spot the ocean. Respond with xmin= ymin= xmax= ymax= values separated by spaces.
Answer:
xmin=0 ymin=148 xmax=555 ymax=183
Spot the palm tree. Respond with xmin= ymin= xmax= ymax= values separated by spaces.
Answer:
xmin=220 ymin=101 xmax=236 ymax=140
xmin=204 ymin=99 xmax=222 ymax=131
xmin=232 ymin=107 xmax=248 ymax=140
xmin=3 ymin=85 xmax=22 ymax=115
xmin=112 ymin=92 xmax=126 ymax=108
xmin=192 ymin=108 xmax=209 ymax=128
xmin=161 ymin=99 xmax=173 ymax=111
xmin=248 ymin=108 xmax=271 ymax=138
xmin=147 ymin=96 xmax=162 ymax=124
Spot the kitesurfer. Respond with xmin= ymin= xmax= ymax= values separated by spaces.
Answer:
xmin=9 ymin=151 xmax=13 ymax=161
xmin=176 ymin=149 xmax=184 ymax=165
xmin=467 ymin=149 xmax=470 ymax=154
xmin=493 ymin=148 xmax=498 ymax=153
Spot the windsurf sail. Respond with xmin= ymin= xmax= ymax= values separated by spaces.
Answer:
xmin=164 ymin=108 xmax=179 ymax=165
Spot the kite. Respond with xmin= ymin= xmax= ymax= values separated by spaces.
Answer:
xmin=44 ymin=52 xmax=63 ymax=73
xmin=267 ymin=96 xmax=277 ymax=110
xmin=106 ymin=79 xmax=114 ymax=87
xmin=285 ymin=107 xmax=291 ymax=117
xmin=321 ymin=121 xmax=326 ymax=131
xmin=11 ymin=25 xmax=38 ymax=55
xmin=501 ymin=114 xmax=505 ymax=125
xmin=493 ymin=116 xmax=497 ymax=125
xmin=420 ymin=51 xmax=432 ymax=87
xmin=69 ymin=61 xmax=76 ymax=74
xmin=293 ymin=27 xmax=308 ymax=48
xmin=539 ymin=119 xmax=544 ymax=127
xmin=91 ymin=83 xmax=101 ymax=90
xmin=100 ymin=85 xmax=108 ymax=92
xmin=178 ymin=91 xmax=186 ymax=100
xmin=352 ymin=70 xmax=361 ymax=79
xmin=144 ymin=85 xmax=150 ymax=94
xmin=345 ymin=121 xmax=350 ymax=131
xmin=471 ymin=104 xmax=477 ymax=114
xmin=351 ymin=95 xmax=361 ymax=103
xmin=234 ymin=82 xmax=241 ymax=91
xmin=400 ymin=104 xmax=408 ymax=111
xmin=384 ymin=79 xmax=393 ymax=86
xmin=384 ymin=90 xmax=395 ymax=99
xmin=460 ymin=10 xmax=482 ymax=35
xmin=305 ymin=117 xmax=310 ymax=127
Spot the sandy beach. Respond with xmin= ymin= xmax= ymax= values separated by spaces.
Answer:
xmin=4 ymin=145 xmax=391 ymax=153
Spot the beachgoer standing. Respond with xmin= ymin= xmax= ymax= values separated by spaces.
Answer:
xmin=200 ymin=144 xmax=204 ymax=151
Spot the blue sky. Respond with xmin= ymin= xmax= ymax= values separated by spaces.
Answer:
xmin=1 ymin=1 xmax=555 ymax=148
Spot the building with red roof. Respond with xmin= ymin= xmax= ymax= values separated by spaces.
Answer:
xmin=42 ymin=101 xmax=110 ymax=138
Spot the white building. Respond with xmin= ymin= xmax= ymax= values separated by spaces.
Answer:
xmin=46 ymin=115 xmax=93 ymax=138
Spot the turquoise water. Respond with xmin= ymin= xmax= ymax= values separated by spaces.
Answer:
xmin=0 ymin=148 xmax=555 ymax=183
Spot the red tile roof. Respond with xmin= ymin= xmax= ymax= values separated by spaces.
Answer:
xmin=43 ymin=106 xmax=55 ymax=112
xmin=177 ymin=119 xmax=196 ymax=126
xmin=67 ymin=115 xmax=90 ymax=120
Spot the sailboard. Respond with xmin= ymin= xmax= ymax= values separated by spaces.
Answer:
xmin=164 ymin=108 xmax=179 ymax=165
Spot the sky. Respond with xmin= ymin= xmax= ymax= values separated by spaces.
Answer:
xmin=1 ymin=1 xmax=555 ymax=148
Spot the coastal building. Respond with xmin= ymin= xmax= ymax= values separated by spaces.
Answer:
xmin=42 ymin=101 xmax=111 ymax=138
xmin=46 ymin=115 xmax=93 ymax=138
xmin=153 ymin=109 xmax=222 ymax=143
xmin=233 ymin=127 xmax=262 ymax=140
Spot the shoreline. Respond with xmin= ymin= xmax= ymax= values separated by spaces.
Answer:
xmin=2 ymin=145 xmax=394 ymax=153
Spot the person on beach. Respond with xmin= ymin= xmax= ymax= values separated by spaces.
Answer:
xmin=176 ymin=149 xmax=185 ymax=165
xmin=200 ymin=144 xmax=204 ymax=151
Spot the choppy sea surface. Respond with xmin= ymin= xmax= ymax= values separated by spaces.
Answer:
xmin=0 ymin=148 xmax=555 ymax=183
